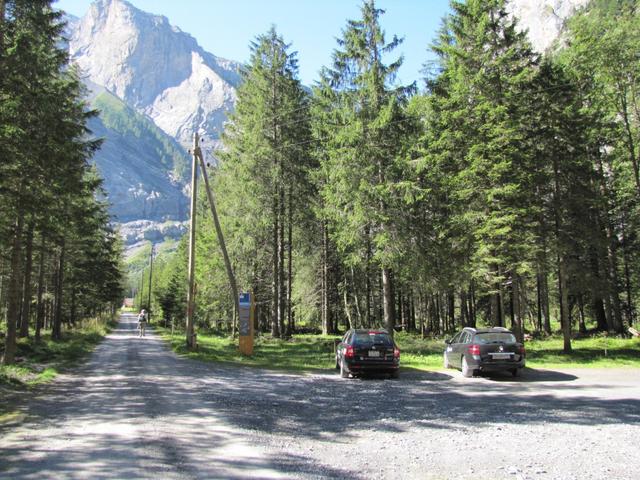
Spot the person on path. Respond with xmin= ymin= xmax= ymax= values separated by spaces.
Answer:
xmin=137 ymin=309 xmax=147 ymax=337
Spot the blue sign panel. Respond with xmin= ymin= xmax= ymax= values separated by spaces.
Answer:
xmin=239 ymin=292 xmax=251 ymax=306
xmin=239 ymin=292 xmax=252 ymax=337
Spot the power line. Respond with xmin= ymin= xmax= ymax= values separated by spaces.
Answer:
xmin=193 ymin=77 xmax=593 ymax=160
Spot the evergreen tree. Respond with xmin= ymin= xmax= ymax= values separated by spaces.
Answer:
xmin=561 ymin=0 xmax=639 ymax=329
xmin=315 ymin=0 xmax=415 ymax=337
xmin=1 ymin=1 xmax=123 ymax=363
xmin=418 ymin=0 xmax=539 ymax=340
xmin=205 ymin=27 xmax=311 ymax=336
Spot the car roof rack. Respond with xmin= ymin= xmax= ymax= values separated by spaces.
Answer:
xmin=492 ymin=327 xmax=510 ymax=332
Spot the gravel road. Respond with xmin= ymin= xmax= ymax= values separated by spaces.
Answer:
xmin=1 ymin=313 xmax=639 ymax=479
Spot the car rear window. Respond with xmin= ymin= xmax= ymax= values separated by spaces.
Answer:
xmin=353 ymin=332 xmax=392 ymax=346
xmin=475 ymin=332 xmax=517 ymax=344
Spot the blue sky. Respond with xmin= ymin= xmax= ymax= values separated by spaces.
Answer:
xmin=55 ymin=0 xmax=451 ymax=87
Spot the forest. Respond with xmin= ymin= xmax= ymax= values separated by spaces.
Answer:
xmin=0 ymin=0 xmax=124 ymax=365
xmin=140 ymin=0 xmax=640 ymax=353
xmin=2 ymin=0 xmax=639 ymax=367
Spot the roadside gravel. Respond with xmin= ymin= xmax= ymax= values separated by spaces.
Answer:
xmin=1 ymin=314 xmax=638 ymax=479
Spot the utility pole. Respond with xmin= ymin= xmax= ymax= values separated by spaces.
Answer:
xmin=139 ymin=274 xmax=144 ymax=311
xmin=194 ymin=138 xmax=240 ymax=334
xmin=147 ymin=243 xmax=154 ymax=322
xmin=186 ymin=133 xmax=199 ymax=349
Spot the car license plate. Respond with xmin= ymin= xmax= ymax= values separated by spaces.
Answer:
xmin=491 ymin=353 xmax=512 ymax=360
xmin=368 ymin=350 xmax=380 ymax=358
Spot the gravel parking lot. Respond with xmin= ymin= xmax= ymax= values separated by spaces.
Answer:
xmin=1 ymin=314 xmax=638 ymax=479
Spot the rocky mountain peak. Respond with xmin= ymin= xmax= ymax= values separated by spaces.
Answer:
xmin=69 ymin=0 xmax=240 ymax=147
xmin=508 ymin=0 xmax=589 ymax=52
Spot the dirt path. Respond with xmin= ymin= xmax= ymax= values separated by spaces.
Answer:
xmin=0 ymin=314 xmax=286 ymax=479
xmin=1 ymin=313 xmax=639 ymax=479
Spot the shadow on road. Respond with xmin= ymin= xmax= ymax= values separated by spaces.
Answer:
xmin=1 ymin=314 xmax=639 ymax=479
xmin=479 ymin=367 xmax=578 ymax=383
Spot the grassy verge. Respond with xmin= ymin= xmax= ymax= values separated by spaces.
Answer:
xmin=159 ymin=328 xmax=640 ymax=372
xmin=0 ymin=314 xmax=118 ymax=418
xmin=159 ymin=327 xmax=337 ymax=371
xmin=524 ymin=335 xmax=640 ymax=368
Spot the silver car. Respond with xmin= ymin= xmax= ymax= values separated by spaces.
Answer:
xmin=444 ymin=327 xmax=525 ymax=377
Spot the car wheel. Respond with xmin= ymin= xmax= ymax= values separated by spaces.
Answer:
xmin=461 ymin=356 xmax=474 ymax=378
xmin=340 ymin=358 xmax=349 ymax=378
xmin=443 ymin=352 xmax=451 ymax=369
xmin=390 ymin=369 xmax=399 ymax=379
xmin=511 ymin=368 xmax=521 ymax=378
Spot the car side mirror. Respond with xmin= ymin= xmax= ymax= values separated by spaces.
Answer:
xmin=444 ymin=339 xmax=451 ymax=345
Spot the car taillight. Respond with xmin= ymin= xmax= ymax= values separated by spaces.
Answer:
xmin=468 ymin=344 xmax=481 ymax=356
xmin=394 ymin=347 xmax=400 ymax=358
xmin=519 ymin=345 xmax=526 ymax=357
xmin=345 ymin=345 xmax=355 ymax=358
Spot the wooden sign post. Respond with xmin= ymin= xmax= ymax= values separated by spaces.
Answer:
xmin=238 ymin=292 xmax=254 ymax=355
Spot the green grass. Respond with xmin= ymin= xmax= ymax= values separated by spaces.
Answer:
xmin=0 ymin=315 xmax=117 ymax=390
xmin=525 ymin=335 xmax=640 ymax=368
xmin=160 ymin=328 xmax=338 ymax=371
xmin=160 ymin=328 xmax=640 ymax=373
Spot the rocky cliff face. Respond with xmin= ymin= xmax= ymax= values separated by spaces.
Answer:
xmin=88 ymin=90 xmax=189 ymax=223
xmin=64 ymin=0 xmax=241 ymax=249
xmin=69 ymin=0 xmax=240 ymax=148
xmin=65 ymin=0 xmax=587 ymax=252
xmin=508 ymin=0 xmax=589 ymax=52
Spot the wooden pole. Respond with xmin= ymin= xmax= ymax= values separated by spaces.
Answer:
xmin=186 ymin=133 xmax=199 ymax=349
xmin=195 ymin=145 xmax=240 ymax=334
xmin=147 ymin=243 xmax=154 ymax=321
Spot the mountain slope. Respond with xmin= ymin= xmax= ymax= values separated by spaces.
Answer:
xmin=69 ymin=0 xmax=240 ymax=148
xmin=509 ymin=0 xmax=589 ymax=52
xmin=88 ymin=91 xmax=189 ymax=245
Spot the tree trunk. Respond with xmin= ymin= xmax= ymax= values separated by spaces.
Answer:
xmin=409 ymin=291 xmax=416 ymax=331
xmin=541 ymin=273 xmax=551 ymax=335
xmin=321 ymin=221 xmax=331 ymax=335
xmin=420 ymin=292 xmax=426 ymax=338
xmin=620 ymin=213 xmax=634 ymax=325
xmin=578 ymin=294 xmax=587 ymax=335
xmin=271 ymin=198 xmax=280 ymax=338
xmin=620 ymin=91 xmax=640 ymax=196
xmin=19 ymin=221 xmax=35 ymax=338
xmin=382 ymin=267 xmax=395 ymax=337
xmin=447 ymin=290 xmax=455 ymax=332
xmin=52 ymin=239 xmax=65 ymax=341
xmin=512 ymin=274 xmax=524 ymax=343
xmin=589 ymin=248 xmax=609 ymax=332
xmin=460 ymin=290 xmax=468 ymax=328
xmin=558 ymin=256 xmax=572 ymax=353
xmin=70 ymin=288 xmax=77 ymax=326
xmin=350 ymin=267 xmax=362 ymax=328
xmin=2 ymin=213 xmax=25 ymax=365
xmin=490 ymin=267 xmax=501 ymax=327
xmin=278 ymin=186 xmax=286 ymax=336
xmin=468 ymin=283 xmax=477 ymax=328
xmin=287 ymin=189 xmax=293 ymax=334
xmin=342 ymin=273 xmax=352 ymax=330
xmin=536 ymin=272 xmax=543 ymax=333
xmin=433 ymin=292 xmax=446 ymax=335
xmin=594 ymin=156 xmax=623 ymax=332
xmin=396 ymin=285 xmax=403 ymax=331
xmin=365 ymin=229 xmax=371 ymax=327
xmin=604 ymin=224 xmax=623 ymax=332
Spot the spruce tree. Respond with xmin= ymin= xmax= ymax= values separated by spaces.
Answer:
xmin=213 ymin=27 xmax=310 ymax=336
xmin=316 ymin=0 xmax=415 ymax=337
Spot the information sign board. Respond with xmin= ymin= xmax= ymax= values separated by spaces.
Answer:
xmin=238 ymin=292 xmax=254 ymax=355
